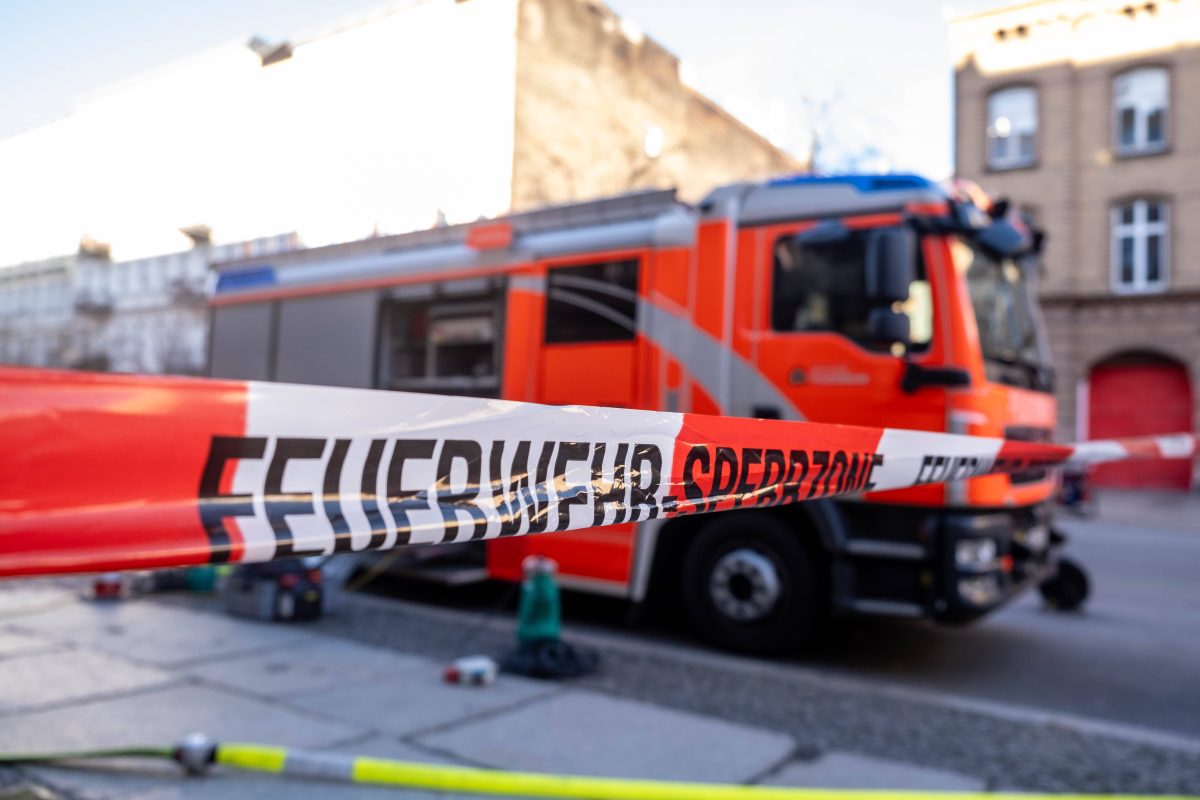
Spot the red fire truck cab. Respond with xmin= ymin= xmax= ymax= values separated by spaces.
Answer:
xmin=208 ymin=173 xmax=1072 ymax=652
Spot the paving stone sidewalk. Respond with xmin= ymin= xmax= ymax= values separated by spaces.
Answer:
xmin=0 ymin=581 xmax=984 ymax=799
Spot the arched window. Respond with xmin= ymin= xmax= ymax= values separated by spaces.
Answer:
xmin=987 ymin=86 xmax=1037 ymax=169
xmin=1113 ymin=67 xmax=1168 ymax=154
xmin=1111 ymin=199 xmax=1169 ymax=293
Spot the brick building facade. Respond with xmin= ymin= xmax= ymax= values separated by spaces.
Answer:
xmin=511 ymin=0 xmax=798 ymax=209
xmin=952 ymin=0 xmax=1199 ymax=489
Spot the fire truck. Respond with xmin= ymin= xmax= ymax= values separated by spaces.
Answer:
xmin=207 ymin=173 xmax=1080 ymax=652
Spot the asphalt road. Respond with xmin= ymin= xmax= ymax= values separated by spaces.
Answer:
xmin=803 ymin=516 xmax=1200 ymax=740
xmin=348 ymin=512 xmax=1200 ymax=746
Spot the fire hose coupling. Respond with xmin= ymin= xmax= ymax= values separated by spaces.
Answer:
xmin=172 ymin=732 xmax=216 ymax=775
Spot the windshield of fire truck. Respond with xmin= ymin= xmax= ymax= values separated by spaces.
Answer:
xmin=952 ymin=237 xmax=1053 ymax=392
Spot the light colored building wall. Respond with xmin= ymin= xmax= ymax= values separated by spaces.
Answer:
xmin=0 ymin=0 xmax=520 ymax=265
xmin=0 ymin=256 xmax=77 ymax=367
xmin=1071 ymin=52 xmax=1200 ymax=295
xmin=0 ymin=234 xmax=299 ymax=374
xmin=510 ymin=0 xmax=801 ymax=210
xmin=957 ymin=60 xmax=1079 ymax=294
xmin=952 ymin=0 xmax=1200 ymax=446
xmin=70 ymin=234 xmax=300 ymax=375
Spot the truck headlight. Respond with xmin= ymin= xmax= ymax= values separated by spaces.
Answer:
xmin=1017 ymin=524 xmax=1049 ymax=552
xmin=955 ymin=538 xmax=997 ymax=568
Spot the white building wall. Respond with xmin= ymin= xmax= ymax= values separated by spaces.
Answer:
xmin=69 ymin=234 xmax=301 ymax=375
xmin=0 ymin=0 xmax=520 ymax=266
xmin=0 ymin=257 xmax=77 ymax=367
xmin=0 ymin=234 xmax=299 ymax=373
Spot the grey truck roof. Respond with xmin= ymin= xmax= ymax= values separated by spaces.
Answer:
xmin=210 ymin=175 xmax=948 ymax=300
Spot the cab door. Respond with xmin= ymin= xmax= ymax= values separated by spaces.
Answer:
xmin=487 ymin=253 xmax=646 ymax=592
xmin=751 ymin=218 xmax=949 ymax=471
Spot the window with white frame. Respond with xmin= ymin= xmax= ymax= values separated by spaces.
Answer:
xmin=987 ymin=86 xmax=1037 ymax=169
xmin=1113 ymin=67 xmax=1168 ymax=154
xmin=1112 ymin=199 xmax=1168 ymax=293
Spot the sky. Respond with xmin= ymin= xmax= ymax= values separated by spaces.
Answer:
xmin=0 ymin=0 xmax=989 ymax=181
xmin=605 ymin=0 xmax=959 ymax=177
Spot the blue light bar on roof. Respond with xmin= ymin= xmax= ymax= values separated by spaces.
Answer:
xmin=215 ymin=265 xmax=277 ymax=294
xmin=767 ymin=173 xmax=937 ymax=192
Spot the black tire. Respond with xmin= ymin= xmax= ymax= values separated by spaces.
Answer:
xmin=681 ymin=513 xmax=819 ymax=654
xmin=1039 ymin=558 xmax=1090 ymax=612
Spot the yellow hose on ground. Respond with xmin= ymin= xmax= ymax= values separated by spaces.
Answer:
xmin=215 ymin=742 xmax=1196 ymax=800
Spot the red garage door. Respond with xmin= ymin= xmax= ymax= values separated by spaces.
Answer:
xmin=1089 ymin=357 xmax=1193 ymax=489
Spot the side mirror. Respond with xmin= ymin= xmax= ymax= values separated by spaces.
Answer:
xmin=867 ymin=307 xmax=910 ymax=348
xmin=976 ymin=219 xmax=1027 ymax=259
xmin=865 ymin=228 xmax=916 ymax=304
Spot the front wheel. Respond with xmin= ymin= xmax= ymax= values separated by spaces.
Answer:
xmin=681 ymin=513 xmax=820 ymax=654
xmin=1039 ymin=557 xmax=1090 ymax=612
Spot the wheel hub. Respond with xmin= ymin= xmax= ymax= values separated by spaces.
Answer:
xmin=709 ymin=548 xmax=782 ymax=622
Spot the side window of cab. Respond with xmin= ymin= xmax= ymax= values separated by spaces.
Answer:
xmin=771 ymin=226 xmax=931 ymax=354
xmin=544 ymin=259 xmax=639 ymax=343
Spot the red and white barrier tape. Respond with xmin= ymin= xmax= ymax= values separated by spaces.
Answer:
xmin=0 ymin=367 xmax=1193 ymax=578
